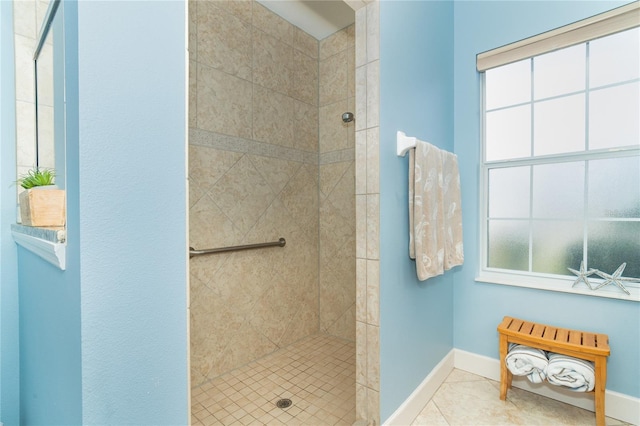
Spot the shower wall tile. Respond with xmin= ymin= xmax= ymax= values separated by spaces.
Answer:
xmin=197 ymin=2 xmax=252 ymax=81
xmin=366 ymin=60 xmax=380 ymax=128
xmin=348 ymin=48 xmax=356 ymax=99
xmin=189 ymin=0 xmax=197 ymax=61
xmin=366 ymin=260 xmax=379 ymax=326
xmin=196 ymin=64 xmax=252 ymax=139
xmin=189 ymin=145 xmax=242 ymax=190
xmin=356 ymin=259 xmax=367 ymax=322
xmin=253 ymin=1 xmax=293 ymax=44
xmin=319 ymin=161 xmax=350 ymax=200
xmin=293 ymin=26 xmax=318 ymax=59
xmin=366 ymin=126 xmax=380 ymax=194
xmin=279 ymin=165 xmax=318 ymax=230
xmin=189 ymin=60 xmax=197 ymax=128
xmin=248 ymin=154 xmax=301 ymax=195
xmin=208 ymin=155 xmax=277 ymax=235
xmin=355 ymin=130 xmax=367 ymax=194
xmin=293 ymin=100 xmax=318 ymax=153
xmin=320 ymin=49 xmax=349 ymax=107
xmin=253 ymin=29 xmax=292 ymax=95
xmin=353 ymin=1 xmax=380 ymax=423
xmin=366 ymin=1 xmax=380 ymax=62
xmin=320 ymin=24 xmax=354 ymax=60
xmin=319 ymin=100 xmax=349 ymax=153
xmin=291 ymin=50 xmax=318 ymax=106
xmin=13 ymin=0 xmax=37 ymax=38
xmin=214 ymin=0 xmax=252 ymax=24
xmin=355 ymin=7 xmax=367 ymax=67
xmin=355 ymin=65 xmax=367 ymax=132
xmin=252 ymin=85 xmax=294 ymax=148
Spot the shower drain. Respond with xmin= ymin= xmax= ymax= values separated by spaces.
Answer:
xmin=276 ymin=398 xmax=292 ymax=409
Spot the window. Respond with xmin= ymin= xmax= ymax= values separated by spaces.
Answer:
xmin=478 ymin=4 xmax=640 ymax=300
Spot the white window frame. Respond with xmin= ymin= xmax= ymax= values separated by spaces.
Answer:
xmin=476 ymin=2 xmax=640 ymax=302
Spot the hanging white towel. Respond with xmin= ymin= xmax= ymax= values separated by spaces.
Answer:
xmin=505 ymin=344 xmax=549 ymax=384
xmin=409 ymin=140 xmax=464 ymax=281
xmin=546 ymin=353 xmax=596 ymax=392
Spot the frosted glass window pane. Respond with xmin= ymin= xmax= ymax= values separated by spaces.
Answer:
xmin=486 ymin=59 xmax=531 ymax=110
xmin=532 ymin=162 xmax=584 ymax=218
xmin=486 ymin=105 xmax=531 ymax=161
xmin=489 ymin=166 xmax=530 ymax=218
xmin=590 ymin=27 xmax=640 ymax=88
xmin=534 ymin=94 xmax=585 ymax=156
xmin=589 ymin=82 xmax=640 ymax=150
xmin=534 ymin=44 xmax=586 ymax=100
xmin=588 ymin=156 xmax=640 ymax=218
xmin=588 ymin=221 xmax=640 ymax=278
xmin=488 ymin=220 xmax=529 ymax=271
xmin=532 ymin=220 xmax=583 ymax=275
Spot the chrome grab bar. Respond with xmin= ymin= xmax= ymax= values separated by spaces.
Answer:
xmin=189 ymin=238 xmax=286 ymax=258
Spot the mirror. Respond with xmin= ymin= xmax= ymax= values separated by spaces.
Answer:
xmin=34 ymin=0 xmax=65 ymax=188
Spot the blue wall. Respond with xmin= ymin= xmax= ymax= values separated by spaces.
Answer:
xmin=0 ymin=1 xmax=20 ymax=424
xmin=453 ymin=0 xmax=640 ymax=398
xmin=379 ymin=1 xmax=454 ymax=422
xmin=15 ymin=0 xmax=189 ymax=423
xmin=76 ymin=1 xmax=188 ymax=423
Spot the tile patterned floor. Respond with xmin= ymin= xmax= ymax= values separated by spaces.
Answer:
xmin=191 ymin=334 xmax=355 ymax=426
xmin=411 ymin=369 xmax=634 ymax=426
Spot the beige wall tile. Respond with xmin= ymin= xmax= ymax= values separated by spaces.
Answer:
xmin=188 ymin=1 xmax=197 ymax=62
xmin=366 ymin=324 xmax=380 ymax=391
xmin=356 ymin=259 xmax=367 ymax=322
xmin=366 ymin=194 xmax=379 ymax=260
xmin=348 ymin=47 xmax=356 ymax=99
xmin=366 ymin=61 xmax=380 ymax=128
xmin=355 ymin=66 xmax=367 ymax=132
xmin=320 ymin=49 xmax=349 ymax=107
xmin=189 ymin=194 xmax=243 ymax=252
xmin=293 ymin=100 xmax=318 ymax=153
xmin=253 ymin=1 xmax=293 ymax=44
xmin=291 ymin=50 xmax=318 ymax=105
xmin=366 ymin=127 xmax=379 ymax=194
xmin=293 ymin=26 xmax=318 ymax=59
xmin=189 ymin=60 xmax=197 ymax=128
xmin=208 ymin=155 xmax=276 ymax=235
xmin=15 ymin=100 xmax=35 ymax=168
xmin=367 ymin=388 xmax=380 ymax=426
xmin=215 ymin=0 xmax=252 ymax=24
xmin=355 ymin=194 xmax=367 ymax=258
xmin=13 ymin=0 xmax=36 ymax=39
xmin=196 ymin=64 xmax=252 ymax=138
xmin=319 ymin=100 xmax=349 ymax=153
xmin=252 ymin=85 xmax=294 ymax=148
xmin=320 ymin=24 xmax=354 ymax=60
xmin=319 ymin=161 xmax=350 ymax=200
xmin=355 ymin=130 xmax=367 ymax=194
xmin=14 ymin=34 xmax=34 ymax=103
xmin=253 ymin=29 xmax=292 ymax=95
xmin=355 ymin=7 xmax=367 ymax=68
xmin=279 ymin=165 xmax=318 ymax=230
xmin=248 ymin=154 xmax=301 ymax=195
xmin=355 ymin=321 xmax=367 ymax=385
xmin=197 ymin=2 xmax=252 ymax=81
xmin=366 ymin=2 xmax=379 ymax=62
xmin=366 ymin=260 xmax=379 ymax=326
xmin=188 ymin=145 xmax=242 ymax=190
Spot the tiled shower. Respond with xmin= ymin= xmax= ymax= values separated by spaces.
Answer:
xmin=188 ymin=0 xmax=356 ymax=411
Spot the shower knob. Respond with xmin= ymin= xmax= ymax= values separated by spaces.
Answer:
xmin=342 ymin=112 xmax=354 ymax=123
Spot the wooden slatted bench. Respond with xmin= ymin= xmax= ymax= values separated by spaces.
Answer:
xmin=497 ymin=316 xmax=610 ymax=426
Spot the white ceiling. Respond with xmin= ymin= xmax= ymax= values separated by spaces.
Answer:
xmin=256 ymin=0 xmax=355 ymax=40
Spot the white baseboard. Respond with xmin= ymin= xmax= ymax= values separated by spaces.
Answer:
xmin=384 ymin=348 xmax=639 ymax=425
xmin=383 ymin=349 xmax=455 ymax=425
xmin=454 ymin=349 xmax=640 ymax=425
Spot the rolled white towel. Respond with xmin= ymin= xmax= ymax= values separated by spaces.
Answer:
xmin=546 ymin=353 xmax=595 ymax=392
xmin=505 ymin=344 xmax=549 ymax=384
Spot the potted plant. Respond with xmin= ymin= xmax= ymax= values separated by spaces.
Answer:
xmin=17 ymin=168 xmax=66 ymax=227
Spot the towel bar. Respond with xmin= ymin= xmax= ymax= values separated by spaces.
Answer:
xmin=189 ymin=238 xmax=286 ymax=258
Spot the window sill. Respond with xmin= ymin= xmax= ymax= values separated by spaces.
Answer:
xmin=476 ymin=270 xmax=639 ymax=302
xmin=11 ymin=224 xmax=66 ymax=270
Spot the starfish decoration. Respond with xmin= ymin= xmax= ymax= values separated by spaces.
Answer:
xmin=593 ymin=263 xmax=640 ymax=296
xmin=568 ymin=261 xmax=597 ymax=289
